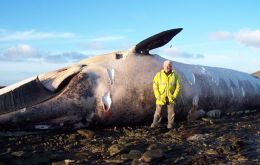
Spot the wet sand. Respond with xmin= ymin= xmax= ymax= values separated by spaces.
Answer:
xmin=0 ymin=112 xmax=259 ymax=165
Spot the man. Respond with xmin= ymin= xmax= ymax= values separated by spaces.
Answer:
xmin=151 ymin=60 xmax=181 ymax=129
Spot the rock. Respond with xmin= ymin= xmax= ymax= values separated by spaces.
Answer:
xmin=188 ymin=109 xmax=205 ymax=121
xmin=140 ymin=149 xmax=164 ymax=163
xmin=231 ymin=112 xmax=236 ymax=116
xmin=187 ymin=134 xmax=209 ymax=141
xmin=147 ymin=144 xmax=158 ymax=150
xmin=201 ymin=117 xmax=214 ymax=124
xmin=244 ymin=110 xmax=250 ymax=114
xmin=0 ymin=148 xmax=11 ymax=156
xmin=74 ymin=152 xmax=89 ymax=160
xmin=64 ymin=159 xmax=75 ymax=164
xmin=52 ymin=159 xmax=75 ymax=165
xmin=49 ymin=153 xmax=66 ymax=161
xmin=104 ymin=159 xmax=125 ymax=164
xmin=205 ymin=149 xmax=218 ymax=155
xmin=131 ymin=159 xmax=149 ymax=165
xmin=147 ymin=143 xmax=169 ymax=152
xmin=236 ymin=111 xmax=244 ymax=115
xmin=11 ymin=151 xmax=31 ymax=158
xmin=121 ymin=150 xmax=142 ymax=160
xmin=206 ymin=109 xmax=221 ymax=118
xmin=77 ymin=129 xmax=95 ymax=139
xmin=108 ymin=144 xmax=126 ymax=156
xmin=232 ymin=139 xmax=245 ymax=151
xmin=68 ymin=133 xmax=78 ymax=140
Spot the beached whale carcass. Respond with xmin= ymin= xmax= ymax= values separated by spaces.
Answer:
xmin=0 ymin=28 xmax=259 ymax=131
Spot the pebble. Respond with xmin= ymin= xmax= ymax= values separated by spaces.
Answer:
xmin=187 ymin=134 xmax=208 ymax=141
xmin=77 ymin=129 xmax=95 ymax=139
xmin=128 ymin=150 xmax=142 ymax=159
xmin=108 ymin=144 xmax=126 ymax=156
xmin=11 ymin=151 xmax=23 ymax=157
xmin=140 ymin=149 xmax=164 ymax=163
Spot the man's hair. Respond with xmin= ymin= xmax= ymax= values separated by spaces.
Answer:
xmin=163 ymin=60 xmax=172 ymax=67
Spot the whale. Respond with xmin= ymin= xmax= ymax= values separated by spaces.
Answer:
xmin=0 ymin=28 xmax=259 ymax=132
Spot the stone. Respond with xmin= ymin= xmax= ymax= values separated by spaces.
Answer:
xmin=236 ymin=111 xmax=244 ymax=115
xmin=147 ymin=144 xmax=158 ymax=150
xmin=131 ymin=159 xmax=149 ymax=165
xmin=206 ymin=109 xmax=221 ymax=118
xmin=74 ymin=152 xmax=89 ymax=160
xmin=201 ymin=117 xmax=214 ymax=124
xmin=104 ymin=159 xmax=125 ymax=164
xmin=108 ymin=144 xmax=126 ymax=156
xmin=77 ymin=129 xmax=95 ymax=139
xmin=205 ymin=149 xmax=218 ymax=155
xmin=64 ymin=159 xmax=75 ymax=164
xmin=121 ymin=150 xmax=142 ymax=160
xmin=187 ymin=134 xmax=209 ymax=141
xmin=188 ymin=109 xmax=205 ymax=121
xmin=11 ymin=151 xmax=25 ymax=157
xmin=244 ymin=110 xmax=250 ymax=114
xmin=140 ymin=149 xmax=164 ymax=163
xmin=68 ymin=133 xmax=78 ymax=140
xmin=128 ymin=150 xmax=142 ymax=159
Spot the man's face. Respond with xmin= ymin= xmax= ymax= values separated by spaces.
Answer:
xmin=164 ymin=63 xmax=172 ymax=73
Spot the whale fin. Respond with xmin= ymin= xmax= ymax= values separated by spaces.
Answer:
xmin=135 ymin=28 xmax=183 ymax=54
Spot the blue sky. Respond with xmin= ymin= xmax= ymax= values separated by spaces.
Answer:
xmin=0 ymin=0 xmax=260 ymax=85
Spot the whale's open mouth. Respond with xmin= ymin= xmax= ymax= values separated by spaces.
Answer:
xmin=101 ymin=92 xmax=112 ymax=112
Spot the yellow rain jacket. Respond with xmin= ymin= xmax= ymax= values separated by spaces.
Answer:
xmin=153 ymin=69 xmax=181 ymax=105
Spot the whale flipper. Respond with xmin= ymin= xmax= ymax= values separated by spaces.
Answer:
xmin=0 ymin=65 xmax=84 ymax=114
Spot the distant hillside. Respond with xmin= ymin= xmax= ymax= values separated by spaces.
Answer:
xmin=0 ymin=86 xmax=5 ymax=89
xmin=252 ymin=71 xmax=260 ymax=78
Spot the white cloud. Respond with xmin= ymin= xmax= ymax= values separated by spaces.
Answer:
xmin=235 ymin=29 xmax=260 ymax=48
xmin=91 ymin=35 xmax=125 ymax=42
xmin=0 ymin=44 xmax=88 ymax=63
xmin=210 ymin=28 xmax=260 ymax=50
xmin=2 ymin=44 xmax=41 ymax=61
xmin=153 ymin=47 xmax=205 ymax=59
xmin=209 ymin=31 xmax=232 ymax=40
xmin=0 ymin=29 xmax=75 ymax=42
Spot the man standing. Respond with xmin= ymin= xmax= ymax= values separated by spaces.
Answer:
xmin=151 ymin=60 xmax=181 ymax=129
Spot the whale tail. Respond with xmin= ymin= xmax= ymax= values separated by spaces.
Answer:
xmin=135 ymin=28 xmax=183 ymax=54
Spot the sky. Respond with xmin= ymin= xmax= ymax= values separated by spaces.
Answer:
xmin=0 ymin=0 xmax=260 ymax=85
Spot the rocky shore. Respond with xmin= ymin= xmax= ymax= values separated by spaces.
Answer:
xmin=0 ymin=112 xmax=259 ymax=165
